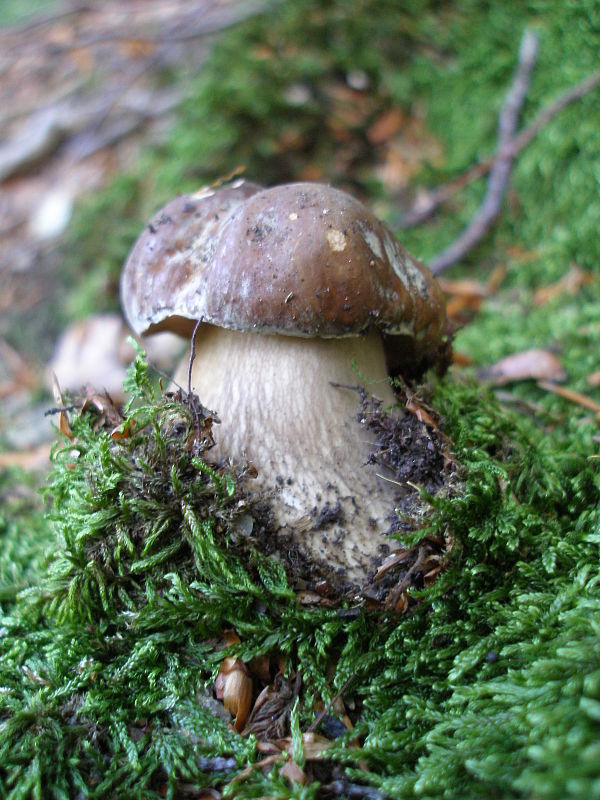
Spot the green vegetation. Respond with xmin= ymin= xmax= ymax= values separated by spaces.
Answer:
xmin=0 ymin=0 xmax=59 ymax=27
xmin=2 ymin=0 xmax=600 ymax=797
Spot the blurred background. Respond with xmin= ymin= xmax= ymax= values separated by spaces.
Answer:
xmin=1 ymin=0 xmax=599 ymax=469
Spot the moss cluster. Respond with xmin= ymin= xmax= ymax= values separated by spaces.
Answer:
xmin=2 ymin=351 xmax=599 ymax=798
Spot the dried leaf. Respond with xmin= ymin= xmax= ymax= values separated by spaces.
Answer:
xmin=452 ymin=352 xmax=474 ymax=366
xmin=297 ymin=591 xmax=326 ymax=605
xmin=441 ymin=267 xmax=506 ymax=320
xmin=256 ymin=741 xmax=281 ymax=755
xmin=243 ymin=673 xmax=299 ymax=740
xmin=49 ymin=315 xmax=129 ymax=400
xmin=533 ymin=264 xmax=594 ymax=306
xmin=110 ymin=418 xmax=136 ymax=440
xmin=279 ymin=758 xmax=306 ymax=786
xmin=538 ymin=381 xmax=600 ymax=416
xmin=479 ymin=349 xmax=567 ymax=386
xmin=51 ymin=373 xmax=73 ymax=440
xmin=394 ymin=591 xmax=410 ymax=613
xmin=372 ymin=549 xmax=413 ymax=580
xmin=223 ymin=666 xmax=253 ymax=732
xmin=215 ymin=630 xmax=252 ymax=731
xmin=438 ymin=278 xmax=489 ymax=299
xmin=367 ymin=108 xmax=405 ymax=145
xmin=445 ymin=295 xmax=485 ymax=318
xmin=0 ymin=444 xmax=51 ymax=470
xmin=275 ymin=732 xmax=333 ymax=761
xmin=0 ymin=339 xmax=37 ymax=398
xmin=587 ymin=371 xmax=600 ymax=388
xmin=405 ymin=398 xmax=440 ymax=429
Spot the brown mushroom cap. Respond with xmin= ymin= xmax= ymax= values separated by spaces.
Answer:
xmin=121 ymin=179 xmax=262 ymax=337
xmin=121 ymin=181 xmax=448 ymax=373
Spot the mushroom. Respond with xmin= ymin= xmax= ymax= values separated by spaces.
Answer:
xmin=121 ymin=180 xmax=448 ymax=589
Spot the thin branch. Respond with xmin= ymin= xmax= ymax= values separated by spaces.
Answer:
xmin=506 ymin=67 xmax=600 ymax=159
xmin=47 ymin=3 xmax=266 ymax=52
xmin=307 ymin=673 xmax=356 ymax=733
xmin=403 ymin=63 xmax=600 ymax=234
xmin=0 ymin=3 xmax=91 ymax=39
xmin=187 ymin=319 xmax=202 ymax=398
xmin=429 ymin=30 xmax=539 ymax=274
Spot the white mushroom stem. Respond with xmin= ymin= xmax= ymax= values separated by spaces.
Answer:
xmin=173 ymin=325 xmax=400 ymax=587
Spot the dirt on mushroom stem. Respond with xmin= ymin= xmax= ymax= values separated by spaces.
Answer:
xmin=169 ymin=332 xmax=455 ymax=602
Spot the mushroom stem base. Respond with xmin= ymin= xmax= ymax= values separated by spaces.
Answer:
xmin=173 ymin=326 xmax=400 ymax=588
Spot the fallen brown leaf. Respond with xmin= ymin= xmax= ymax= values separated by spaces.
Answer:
xmin=587 ymin=371 xmax=600 ymax=388
xmin=0 ymin=443 xmax=51 ymax=470
xmin=51 ymin=373 xmax=73 ymax=440
xmin=533 ymin=264 xmax=594 ymax=306
xmin=214 ymin=631 xmax=252 ymax=733
xmin=440 ymin=266 xmax=506 ymax=320
xmin=297 ymin=591 xmax=326 ymax=606
xmin=215 ymin=657 xmax=252 ymax=733
xmin=479 ymin=349 xmax=567 ymax=386
xmin=243 ymin=673 xmax=299 ymax=741
xmin=405 ymin=398 xmax=441 ymax=429
xmin=438 ymin=277 xmax=489 ymax=299
xmin=279 ymin=759 xmax=306 ymax=786
xmin=372 ymin=549 xmax=413 ymax=581
xmin=452 ymin=352 xmax=474 ymax=366
xmin=538 ymin=381 xmax=600 ymax=416
xmin=445 ymin=296 xmax=483 ymax=318
xmin=367 ymin=108 xmax=405 ymax=145
xmin=276 ymin=732 xmax=334 ymax=761
xmin=0 ymin=339 xmax=38 ymax=398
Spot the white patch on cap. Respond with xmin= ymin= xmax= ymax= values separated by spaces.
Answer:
xmin=357 ymin=222 xmax=383 ymax=261
xmin=383 ymin=232 xmax=427 ymax=295
xmin=327 ymin=229 xmax=347 ymax=252
xmin=239 ymin=275 xmax=252 ymax=299
xmin=191 ymin=186 xmax=216 ymax=201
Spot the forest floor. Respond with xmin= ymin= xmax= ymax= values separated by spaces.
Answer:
xmin=1 ymin=2 xmax=599 ymax=798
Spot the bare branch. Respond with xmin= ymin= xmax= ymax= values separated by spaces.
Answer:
xmin=404 ymin=60 xmax=600 ymax=239
xmin=507 ymin=67 xmax=600 ymax=158
xmin=429 ymin=30 xmax=539 ymax=274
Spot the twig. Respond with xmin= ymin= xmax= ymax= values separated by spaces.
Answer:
xmin=307 ymin=673 xmax=356 ymax=733
xmin=537 ymin=381 xmax=600 ymax=416
xmin=0 ymin=3 xmax=91 ymax=39
xmin=187 ymin=319 xmax=202 ymax=398
xmin=404 ymin=66 xmax=600 ymax=229
xmin=505 ymin=67 xmax=600 ymax=161
xmin=384 ymin=545 xmax=428 ymax=609
xmin=48 ymin=3 xmax=266 ymax=51
xmin=429 ymin=30 xmax=539 ymax=274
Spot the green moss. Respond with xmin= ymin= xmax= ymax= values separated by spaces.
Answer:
xmin=4 ymin=0 xmax=600 ymax=795
xmin=0 ymin=469 xmax=51 ymax=606
xmin=2 ymin=349 xmax=599 ymax=796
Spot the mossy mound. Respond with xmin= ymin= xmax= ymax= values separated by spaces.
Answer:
xmin=1 ymin=347 xmax=599 ymax=798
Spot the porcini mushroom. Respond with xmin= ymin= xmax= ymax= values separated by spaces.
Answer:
xmin=121 ymin=180 xmax=448 ymax=589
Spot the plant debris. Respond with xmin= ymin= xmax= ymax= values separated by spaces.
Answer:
xmin=537 ymin=380 xmax=600 ymax=419
xmin=478 ymin=348 xmax=567 ymax=386
xmin=533 ymin=264 xmax=595 ymax=306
